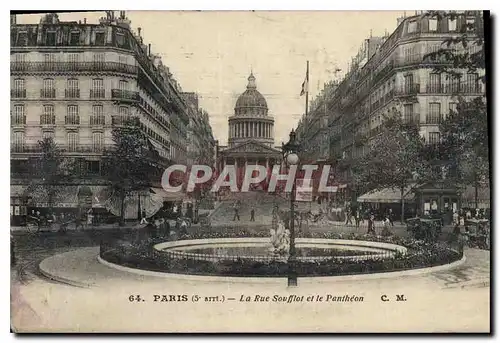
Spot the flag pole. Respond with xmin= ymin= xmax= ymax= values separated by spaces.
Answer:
xmin=305 ymin=60 xmax=309 ymax=117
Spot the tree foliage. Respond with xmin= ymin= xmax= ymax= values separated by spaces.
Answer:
xmin=353 ymin=117 xmax=431 ymax=221
xmin=101 ymin=118 xmax=160 ymax=222
xmin=27 ymin=137 xmax=75 ymax=210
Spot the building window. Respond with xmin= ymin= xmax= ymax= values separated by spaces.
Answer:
xmin=119 ymin=80 xmax=128 ymax=91
xmin=86 ymin=160 xmax=101 ymax=175
xmin=466 ymin=18 xmax=475 ymax=32
xmin=17 ymin=31 xmax=28 ymax=46
xmin=43 ymin=78 xmax=54 ymax=90
xmin=12 ymin=131 xmax=25 ymax=152
xmin=408 ymin=20 xmax=417 ymax=33
xmin=449 ymin=102 xmax=458 ymax=116
xmin=67 ymin=78 xmax=79 ymax=90
xmin=46 ymin=31 xmax=56 ymax=46
xmin=67 ymin=132 xmax=78 ymax=151
xmin=449 ymin=18 xmax=457 ymax=31
xmin=12 ymin=104 xmax=25 ymax=124
xmin=466 ymin=73 xmax=479 ymax=92
xmin=403 ymin=104 xmax=415 ymax=124
xmin=428 ymin=132 xmax=440 ymax=145
xmin=91 ymin=79 xmax=105 ymax=98
xmin=41 ymin=105 xmax=55 ymax=124
xmin=66 ymin=105 xmax=79 ymax=125
xmin=92 ymin=132 xmax=103 ymax=151
xmin=67 ymin=53 xmax=80 ymax=63
xmin=13 ymin=78 xmax=25 ymax=98
xmin=427 ymin=103 xmax=441 ymax=124
xmin=119 ymin=106 xmax=129 ymax=116
xmin=95 ymin=32 xmax=105 ymax=46
xmin=429 ymin=18 xmax=438 ymax=32
xmin=429 ymin=73 xmax=441 ymax=93
xmin=69 ymin=31 xmax=80 ymax=45
xmin=91 ymin=105 xmax=104 ymax=125
xmin=116 ymin=33 xmax=125 ymax=47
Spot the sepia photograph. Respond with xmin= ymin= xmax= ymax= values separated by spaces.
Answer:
xmin=9 ymin=9 xmax=490 ymax=333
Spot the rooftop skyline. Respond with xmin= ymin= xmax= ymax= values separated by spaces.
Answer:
xmin=16 ymin=11 xmax=407 ymax=145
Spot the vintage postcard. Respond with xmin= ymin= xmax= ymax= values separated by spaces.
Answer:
xmin=10 ymin=10 xmax=490 ymax=333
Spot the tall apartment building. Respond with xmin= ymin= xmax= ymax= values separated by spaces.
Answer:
xmin=10 ymin=12 xmax=212 ymax=216
xmin=296 ymin=11 xmax=485 ymax=208
xmin=182 ymin=92 xmax=216 ymax=166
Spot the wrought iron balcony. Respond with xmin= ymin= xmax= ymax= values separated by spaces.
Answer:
xmin=111 ymin=115 xmax=139 ymax=126
xmin=425 ymin=114 xmax=442 ymax=125
xmin=90 ymin=89 xmax=105 ymax=99
xmin=11 ymin=115 xmax=26 ymax=125
xmin=65 ymin=115 xmax=80 ymax=125
xmin=10 ymin=61 xmax=138 ymax=75
xmin=111 ymin=89 xmax=139 ymax=102
xmin=40 ymin=114 xmax=56 ymax=125
xmin=11 ymin=89 xmax=26 ymax=98
xmin=402 ymin=112 xmax=420 ymax=125
xmin=395 ymin=84 xmax=421 ymax=96
xmin=11 ymin=143 xmax=107 ymax=154
xmin=65 ymin=89 xmax=80 ymax=98
xmin=90 ymin=115 xmax=105 ymax=126
xmin=40 ymin=88 xmax=56 ymax=98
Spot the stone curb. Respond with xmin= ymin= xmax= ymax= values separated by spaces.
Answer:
xmin=38 ymin=258 xmax=95 ymax=289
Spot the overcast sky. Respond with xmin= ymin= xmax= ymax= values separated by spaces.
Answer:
xmin=18 ymin=11 xmax=407 ymax=145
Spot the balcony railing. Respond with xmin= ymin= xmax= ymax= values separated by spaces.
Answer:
xmin=65 ymin=89 xmax=80 ymax=98
xmin=65 ymin=115 xmax=80 ymax=125
xmin=11 ymin=115 xmax=26 ymax=125
xmin=111 ymin=89 xmax=139 ymax=102
xmin=11 ymin=89 xmax=26 ymax=98
xmin=40 ymin=114 xmax=56 ymax=125
xmin=395 ymin=84 xmax=420 ymax=96
xmin=425 ymin=114 xmax=442 ymax=125
xmin=90 ymin=89 xmax=105 ymax=99
xmin=11 ymin=143 xmax=107 ymax=154
xmin=111 ymin=115 xmax=138 ymax=126
xmin=10 ymin=62 xmax=138 ymax=75
xmin=40 ymin=88 xmax=56 ymax=98
xmin=402 ymin=112 xmax=420 ymax=125
xmin=424 ymin=82 xmax=484 ymax=95
xmin=90 ymin=115 xmax=105 ymax=126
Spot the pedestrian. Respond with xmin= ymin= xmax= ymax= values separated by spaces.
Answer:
xmin=250 ymin=205 xmax=255 ymax=222
xmin=452 ymin=210 xmax=460 ymax=236
xmin=233 ymin=201 xmax=240 ymax=221
xmin=388 ymin=208 xmax=394 ymax=226
xmin=140 ymin=209 xmax=148 ymax=225
xmin=368 ymin=212 xmax=376 ymax=234
xmin=382 ymin=217 xmax=392 ymax=236
xmin=345 ymin=207 xmax=352 ymax=225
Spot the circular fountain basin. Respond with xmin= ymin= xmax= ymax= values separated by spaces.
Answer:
xmin=154 ymin=238 xmax=407 ymax=262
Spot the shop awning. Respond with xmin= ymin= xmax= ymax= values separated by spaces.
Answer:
xmin=150 ymin=187 xmax=185 ymax=202
xmin=357 ymin=187 xmax=415 ymax=204
xmin=461 ymin=185 xmax=490 ymax=209
xmin=20 ymin=184 xmax=109 ymax=208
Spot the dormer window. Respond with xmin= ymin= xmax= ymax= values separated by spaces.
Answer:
xmin=46 ymin=31 xmax=56 ymax=46
xmin=429 ymin=18 xmax=438 ymax=32
xmin=408 ymin=20 xmax=417 ymax=33
xmin=70 ymin=31 xmax=80 ymax=45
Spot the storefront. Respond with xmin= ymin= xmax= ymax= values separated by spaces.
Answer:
xmin=357 ymin=186 xmax=416 ymax=219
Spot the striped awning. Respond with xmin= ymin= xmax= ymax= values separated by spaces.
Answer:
xmin=358 ymin=187 xmax=415 ymax=204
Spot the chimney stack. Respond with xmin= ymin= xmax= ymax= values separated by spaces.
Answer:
xmin=138 ymin=27 xmax=141 ymax=36
xmin=10 ymin=14 xmax=16 ymax=25
xmin=148 ymin=44 xmax=151 ymax=56
xmin=84 ymin=18 xmax=87 ymax=24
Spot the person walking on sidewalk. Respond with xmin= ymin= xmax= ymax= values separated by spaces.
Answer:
xmin=250 ymin=205 xmax=255 ymax=222
xmin=233 ymin=201 xmax=240 ymax=221
xmin=388 ymin=208 xmax=394 ymax=226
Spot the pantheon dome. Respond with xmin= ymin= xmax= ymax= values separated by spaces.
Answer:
xmin=228 ymin=72 xmax=275 ymax=147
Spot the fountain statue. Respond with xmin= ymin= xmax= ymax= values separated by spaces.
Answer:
xmin=270 ymin=207 xmax=290 ymax=258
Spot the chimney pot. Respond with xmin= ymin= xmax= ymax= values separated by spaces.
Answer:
xmin=84 ymin=18 xmax=87 ymax=24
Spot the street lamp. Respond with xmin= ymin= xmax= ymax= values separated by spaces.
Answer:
xmin=282 ymin=129 xmax=300 ymax=287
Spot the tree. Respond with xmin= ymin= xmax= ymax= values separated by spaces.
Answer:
xmin=422 ymin=11 xmax=488 ymax=206
xmin=352 ymin=117 xmax=431 ymax=223
xmin=439 ymin=97 xmax=489 ymax=206
xmin=102 ymin=118 xmax=159 ymax=225
xmin=27 ymin=137 xmax=75 ymax=213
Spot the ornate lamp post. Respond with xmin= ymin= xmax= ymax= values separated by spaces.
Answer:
xmin=282 ymin=129 xmax=300 ymax=287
